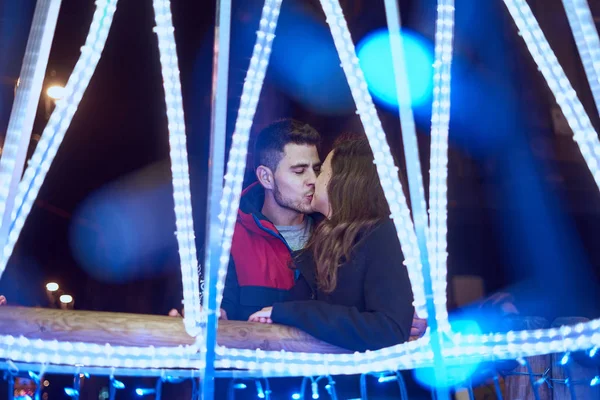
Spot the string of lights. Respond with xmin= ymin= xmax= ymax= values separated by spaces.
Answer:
xmin=427 ymin=0 xmax=455 ymax=332
xmin=318 ymin=0 xmax=428 ymax=318
xmin=212 ymin=0 xmax=283 ymax=319
xmin=0 ymin=0 xmax=62 ymax=274
xmin=151 ymin=0 xmax=202 ymax=337
xmin=561 ymin=0 xmax=600 ymax=115
xmin=0 ymin=0 xmax=119 ymax=278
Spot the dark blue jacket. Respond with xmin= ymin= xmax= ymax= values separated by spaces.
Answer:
xmin=271 ymin=219 xmax=414 ymax=352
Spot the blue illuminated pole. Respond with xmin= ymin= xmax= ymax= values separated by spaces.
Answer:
xmin=383 ymin=1 xmax=450 ymax=399
xmin=200 ymin=0 xmax=231 ymax=398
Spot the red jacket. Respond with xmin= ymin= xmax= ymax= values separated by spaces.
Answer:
xmin=221 ymin=183 xmax=299 ymax=320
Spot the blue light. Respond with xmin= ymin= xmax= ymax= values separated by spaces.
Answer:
xmin=233 ymin=383 xmax=247 ymax=390
xmin=292 ymin=394 xmax=301 ymax=400
xmin=28 ymin=371 xmax=40 ymax=382
xmin=591 ymin=376 xmax=600 ymax=386
xmin=560 ymin=353 xmax=570 ymax=365
xmin=255 ymin=380 xmax=265 ymax=398
xmin=64 ymin=388 xmax=79 ymax=397
xmin=112 ymin=379 xmax=125 ymax=389
xmin=357 ymin=29 xmax=433 ymax=108
xmin=135 ymin=388 xmax=155 ymax=397
xmin=414 ymin=320 xmax=483 ymax=390
xmin=312 ymin=393 xmax=319 ymax=399
xmin=378 ymin=375 xmax=397 ymax=383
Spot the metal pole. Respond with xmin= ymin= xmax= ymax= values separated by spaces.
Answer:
xmin=201 ymin=0 xmax=232 ymax=398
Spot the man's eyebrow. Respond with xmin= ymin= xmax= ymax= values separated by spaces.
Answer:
xmin=289 ymin=163 xmax=310 ymax=169
xmin=290 ymin=162 xmax=321 ymax=169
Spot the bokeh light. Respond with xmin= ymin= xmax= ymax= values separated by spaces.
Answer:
xmin=357 ymin=29 xmax=434 ymax=109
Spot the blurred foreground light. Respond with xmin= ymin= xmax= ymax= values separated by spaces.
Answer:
xmin=46 ymin=85 xmax=65 ymax=100
xmin=59 ymin=294 xmax=73 ymax=304
xmin=357 ymin=28 xmax=433 ymax=109
xmin=45 ymin=282 xmax=59 ymax=292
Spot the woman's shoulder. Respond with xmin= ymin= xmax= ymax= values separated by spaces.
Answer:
xmin=356 ymin=218 xmax=399 ymax=250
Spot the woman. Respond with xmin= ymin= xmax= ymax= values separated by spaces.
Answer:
xmin=249 ymin=136 xmax=414 ymax=352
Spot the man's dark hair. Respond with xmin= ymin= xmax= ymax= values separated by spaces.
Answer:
xmin=254 ymin=119 xmax=321 ymax=172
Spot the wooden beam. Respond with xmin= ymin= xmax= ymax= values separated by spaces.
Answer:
xmin=0 ymin=306 xmax=348 ymax=354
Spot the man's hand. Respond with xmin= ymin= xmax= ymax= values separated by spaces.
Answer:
xmin=248 ymin=307 xmax=273 ymax=324
xmin=167 ymin=306 xmax=228 ymax=320
xmin=0 ymin=295 xmax=6 ymax=306
xmin=409 ymin=311 xmax=427 ymax=341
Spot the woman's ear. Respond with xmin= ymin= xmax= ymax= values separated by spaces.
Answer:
xmin=256 ymin=165 xmax=275 ymax=190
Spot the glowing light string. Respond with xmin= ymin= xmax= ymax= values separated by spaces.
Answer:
xmin=200 ymin=0 xmax=234 ymax=396
xmin=381 ymin=0 xmax=432 ymax=325
xmin=0 ymin=0 xmax=119 ymax=276
xmin=317 ymin=0 xmax=427 ymax=318
xmin=0 ymin=0 xmax=62 ymax=280
xmin=212 ymin=0 xmax=282 ymax=315
xmin=0 ymin=333 xmax=202 ymax=368
xmin=427 ymin=0 xmax=455 ymax=333
xmin=503 ymin=0 xmax=600 ymax=190
xmin=151 ymin=0 xmax=201 ymax=337
xmin=383 ymin=1 xmax=452 ymax=397
xmin=561 ymin=0 xmax=600 ymax=115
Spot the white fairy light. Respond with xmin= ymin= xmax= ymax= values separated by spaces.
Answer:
xmin=427 ymin=0 xmax=455 ymax=332
xmin=0 ymin=0 xmax=62 ymax=273
xmin=0 ymin=333 xmax=202 ymax=368
xmin=0 ymin=0 xmax=119 ymax=277
xmin=503 ymin=0 xmax=600 ymax=193
xmin=318 ymin=0 xmax=427 ymax=318
xmin=151 ymin=0 xmax=201 ymax=337
xmin=561 ymin=0 xmax=600 ymax=115
xmin=213 ymin=0 xmax=282 ymax=315
xmin=381 ymin=0 xmax=435 ymax=328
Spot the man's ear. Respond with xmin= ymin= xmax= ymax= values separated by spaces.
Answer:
xmin=256 ymin=165 xmax=275 ymax=190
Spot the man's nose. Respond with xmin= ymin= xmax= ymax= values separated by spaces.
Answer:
xmin=306 ymin=169 xmax=317 ymax=185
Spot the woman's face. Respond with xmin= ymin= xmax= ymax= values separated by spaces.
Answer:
xmin=311 ymin=150 xmax=333 ymax=218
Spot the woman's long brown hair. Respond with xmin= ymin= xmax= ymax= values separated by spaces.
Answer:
xmin=306 ymin=136 xmax=397 ymax=293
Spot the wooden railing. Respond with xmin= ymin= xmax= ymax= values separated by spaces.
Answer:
xmin=0 ymin=306 xmax=348 ymax=354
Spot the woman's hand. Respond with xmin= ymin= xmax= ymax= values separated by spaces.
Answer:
xmin=248 ymin=307 xmax=273 ymax=324
xmin=0 ymin=295 xmax=6 ymax=306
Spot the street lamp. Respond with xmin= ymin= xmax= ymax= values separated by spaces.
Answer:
xmin=46 ymin=85 xmax=64 ymax=100
xmin=59 ymin=294 xmax=74 ymax=310
xmin=45 ymin=282 xmax=59 ymax=308
xmin=44 ymin=84 xmax=64 ymax=119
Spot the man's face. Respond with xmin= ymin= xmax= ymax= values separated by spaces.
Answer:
xmin=272 ymin=143 xmax=321 ymax=215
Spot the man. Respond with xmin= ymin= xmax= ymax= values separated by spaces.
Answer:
xmin=171 ymin=119 xmax=426 ymax=339
xmin=221 ymin=119 xmax=322 ymax=321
